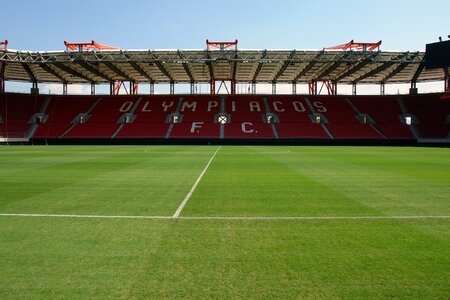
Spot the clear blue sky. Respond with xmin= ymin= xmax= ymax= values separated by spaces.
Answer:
xmin=3 ymin=0 xmax=450 ymax=52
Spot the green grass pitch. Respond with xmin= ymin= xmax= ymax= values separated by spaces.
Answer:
xmin=0 ymin=145 xmax=449 ymax=299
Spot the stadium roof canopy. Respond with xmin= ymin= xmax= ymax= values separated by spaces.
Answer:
xmin=0 ymin=40 xmax=448 ymax=86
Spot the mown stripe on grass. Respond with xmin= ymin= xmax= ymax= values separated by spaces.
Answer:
xmin=1 ymin=213 xmax=449 ymax=221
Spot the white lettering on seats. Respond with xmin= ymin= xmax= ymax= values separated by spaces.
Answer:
xmin=272 ymin=101 xmax=285 ymax=112
xmin=181 ymin=101 xmax=197 ymax=112
xmin=207 ymin=101 xmax=218 ymax=112
xmin=242 ymin=122 xmax=254 ymax=133
xmin=162 ymin=101 xmax=174 ymax=112
xmin=249 ymin=101 xmax=261 ymax=112
xmin=141 ymin=101 xmax=151 ymax=112
xmin=293 ymin=101 xmax=306 ymax=112
xmin=119 ymin=101 xmax=133 ymax=112
xmin=313 ymin=101 xmax=327 ymax=112
xmin=191 ymin=122 xmax=204 ymax=133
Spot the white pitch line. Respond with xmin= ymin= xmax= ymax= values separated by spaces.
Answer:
xmin=0 ymin=213 xmax=449 ymax=221
xmin=172 ymin=146 xmax=222 ymax=218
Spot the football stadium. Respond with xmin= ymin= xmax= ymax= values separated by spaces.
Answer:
xmin=1 ymin=1 xmax=449 ymax=299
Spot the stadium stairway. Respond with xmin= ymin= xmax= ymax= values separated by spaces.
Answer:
xmin=111 ymin=97 xmax=143 ymax=138
xmin=265 ymin=96 xmax=330 ymax=139
xmin=164 ymin=97 xmax=184 ymax=138
xmin=115 ymin=96 xmax=179 ymax=138
xmin=402 ymin=94 xmax=450 ymax=139
xmin=262 ymin=97 xmax=280 ymax=138
xmin=310 ymin=96 xmax=383 ymax=139
xmin=304 ymin=97 xmax=334 ymax=138
xmin=397 ymin=96 xmax=421 ymax=139
xmin=26 ymin=95 xmax=51 ymax=138
xmin=34 ymin=96 xmax=99 ymax=138
xmin=59 ymin=97 xmax=102 ymax=138
xmin=224 ymin=95 xmax=275 ymax=139
xmin=351 ymin=96 xmax=414 ymax=139
xmin=169 ymin=96 xmax=221 ymax=138
xmin=0 ymin=94 xmax=45 ymax=140
xmin=63 ymin=96 xmax=139 ymax=138
xmin=345 ymin=98 xmax=387 ymax=139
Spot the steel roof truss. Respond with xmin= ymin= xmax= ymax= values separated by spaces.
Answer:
xmin=178 ymin=51 xmax=194 ymax=82
xmin=293 ymin=51 xmax=324 ymax=81
xmin=252 ymin=50 xmax=268 ymax=82
xmin=411 ymin=62 xmax=425 ymax=83
xmin=273 ymin=50 xmax=296 ymax=82
xmin=104 ymin=62 xmax=133 ymax=81
xmin=75 ymin=60 xmax=112 ymax=81
xmin=53 ymin=63 xmax=95 ymax=83
xmin=21 ymin=63 xmax=37 ymax=82
xmin=381 ymin=53 xmax=419 ymax=83
xmin=128 ymin=61 xmax=154 ymax=82
xmin=335 ymin=52 xmax=380 ymax=81
xmin=149 ymin=52 xmax=174 ymax=81
xmin=38 ymin=63 xmax=67 ymax=83
xmin=354 ymin=52 xmax=410 ymax=83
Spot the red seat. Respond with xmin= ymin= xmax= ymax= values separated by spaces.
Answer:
xmin=352 ymin=96 xmax=413 ymax=139
xmin=227 ymin=96 xmax=266 ymax=122
xmin=0 ymin=94 xmax=44 ymax=138
xmin=224 ymin=122 xmax=274 ymax=138
xmin=116 ymin=96 xmax=178 ymax=138
xmin=2 ymin=93 xmax=448 ymax=140
xmin=181 ymin=96 xmax=220 ymax=122
xmin=276 ymin=123 xmax=329 ymax=138
xmin=170 ymin=122 xmax=220 ymax=138
xmin=34 ymin=96 xmax=96 ymax=138
xmin=65 ymin=96 xmax=136 ymax=138
xmin=404 ymin=95 xmax=450 ymax=139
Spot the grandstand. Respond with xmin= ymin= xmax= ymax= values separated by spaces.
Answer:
xmin=1 ymin=36 xmax=450 ymax=299
xmin=0 ymin=40 xmax=449 ymax=144
xmin=1 ymin=93 xmax=449 ymax=143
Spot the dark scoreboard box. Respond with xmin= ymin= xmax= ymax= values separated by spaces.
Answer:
xmin=425 ymin=40 xmax=450 ymax=69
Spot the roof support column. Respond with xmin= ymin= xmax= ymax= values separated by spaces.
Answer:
xmin=323 ymin=81 xmax=337 ymax=95
xmin=445 ymin=75 xmax=450 ymax=93
xmin=445 ymin=68 xmax=450 ymax=93
xmin=410 ymin=62 xmax=424 ymax=95
xmin=210 ymin=80 xmax=215 ymax=95
xmin=0 ymin=62 xmax=5 ymax=94
xmin=410 ymin=81 xmax=418 ymax=95
xmin=251 ymin=82 xmax=256 ymax=95
xmin=170 ymin=81 xmax=175 ymax=95
xmin=91 ymin=83 xmax=96 ymax=95
xmin=331 ymin=80 xmax=337 ymax=95
xmin=63 ymin=83 xmax=68 ymax=95
xmin=308 ymin=80 xmax=317 ymax=95
xmin=31 ymin=81 xmax=39 ymax=95
xmin=272 ymin=82 xmax=276 ymax=95
xmin=352 ymin=82 xmax=357 ymax=95
xmin=190 ymin=82 xmax=195 ymax=95
xmin=150 ymin=82 xmax=155 ymax=95
xmin=231 ymin=80 xmax=236 ymax=95
xmin=110 ymin=82 xmax=114 ymax=95
xmin=22 ymin=63 xmax=39 ymax=95
xmin=130 ymin=81 xmax=138 ymax=95
xmin=292 ymin=82 xmax=297 ymax=95
xmin=380 ymin=82 xmax=385 ymax=95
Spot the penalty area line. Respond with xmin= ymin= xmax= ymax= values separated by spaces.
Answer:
xmin=0 ymin=213 xmax=449 ymax=221
xmin=173 ymin=146 xmax=222 ymax=218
